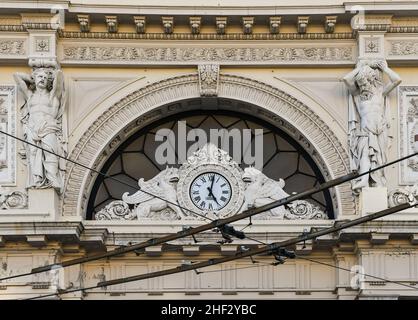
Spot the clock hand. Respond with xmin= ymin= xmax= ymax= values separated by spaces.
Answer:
xmin=208 ymin=174 xmax=217 ymax=202
xmin=210 ymin=174 xmax=215 ymax=190
xmin=207 ymin=187 xmax=221 ymax=206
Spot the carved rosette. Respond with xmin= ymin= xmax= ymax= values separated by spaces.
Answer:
xmin=95 ymin=201 xmax=134 ymax=220
xmin=388 ymin=185 xmax=418 ymax=207
xmin=285 ymin=200 xmax=327 ymax=220
xmin=0 ymin=190 xmax=28 ymax=209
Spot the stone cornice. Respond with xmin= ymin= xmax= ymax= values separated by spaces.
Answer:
xmin=1 ymin=221 xmax=418 ymax=249
xmin=1 ymin=26 xmax=418 ymax=35
xmin=0 ymin=221 xmax=83 ymax=239
xmin=0 ymin=24 xmax=417 ymax=37
xmin=4 ymin=1 xmax=418 ymax=15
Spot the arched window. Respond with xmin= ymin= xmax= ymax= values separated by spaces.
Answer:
xmin=87 ymin=110 xmax=333 ymax=219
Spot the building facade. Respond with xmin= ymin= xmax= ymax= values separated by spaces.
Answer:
xmin=0 ymin=0 xmax=418 ymax=299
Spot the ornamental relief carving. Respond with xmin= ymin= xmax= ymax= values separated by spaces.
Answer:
xmin=63 ymin=74 xmax=353 ymax=218
xmin=398 ymin=86 xmax=418 ymax=185
xmin=61 ymin=45 xmax=354 ymax=64
xmin=388 ymin=184 xmax=418 ymax=207
xmin=365 ymin=38 xmax=379 ymax=53
xmin=389 ymin=40 xmax=418 ymax=56
xmin=0 ymin=86 xmax=16 ymax=185
xmin=0 ymin=40 xmax=25 ymax=56
xmin=198 ymin=64 xmax=219 ymax=96
xmin=0 ymin=187 xmax=28 ymax=209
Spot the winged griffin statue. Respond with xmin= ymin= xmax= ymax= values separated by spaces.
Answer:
xmin=122 ymin=167 xmax=185 ymax=219
xmin=241 ymin=167 xmax=327 ymax=219
xmin=242 ymin=167 xmax=288 ymax=218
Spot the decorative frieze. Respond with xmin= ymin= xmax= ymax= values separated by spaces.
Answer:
xmin=0 ymin=86 xmax=16 ymax=185
xmin=198 ymin=64 xmax=219 ymax=96
xmin=60 ymin=44 xmax=355 ymax=65
xmin=0 ymin=39 xmax=25 ymax=57
xmin=398 ymin=86 xmax=418 ymax=185
xmin=389 ymin=40 xmax=418 ymax=57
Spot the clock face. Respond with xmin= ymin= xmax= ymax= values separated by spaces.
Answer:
xmin=189 ymin=172 xmax=232 ymax=212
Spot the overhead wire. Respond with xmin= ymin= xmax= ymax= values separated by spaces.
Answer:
xmin=1 ymin=129 xmax=417 ymax=283
xmin=0 ymin=130 xmax=213 ymax=222
xmin=295 ymin=255 xmax=418 ymax=291
xmin=23 ymin=201 xmax=416 ymax=300
xmin=237 ymin=237 xmax=418 ymax=292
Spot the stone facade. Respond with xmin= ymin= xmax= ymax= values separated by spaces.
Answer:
xmin=0 ymin=1 xmax=417 ymax=300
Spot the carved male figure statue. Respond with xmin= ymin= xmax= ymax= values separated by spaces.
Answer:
xmin=14 ymin=68 xmax=66 ymax=193
xmin=343 ymin=60 xmax=401 ymax=191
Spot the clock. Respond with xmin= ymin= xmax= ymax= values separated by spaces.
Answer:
xmin=190 ymin=172 xmax=232 ymax=211
xmin=176 ymin=144 xmax=245 ymax=218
